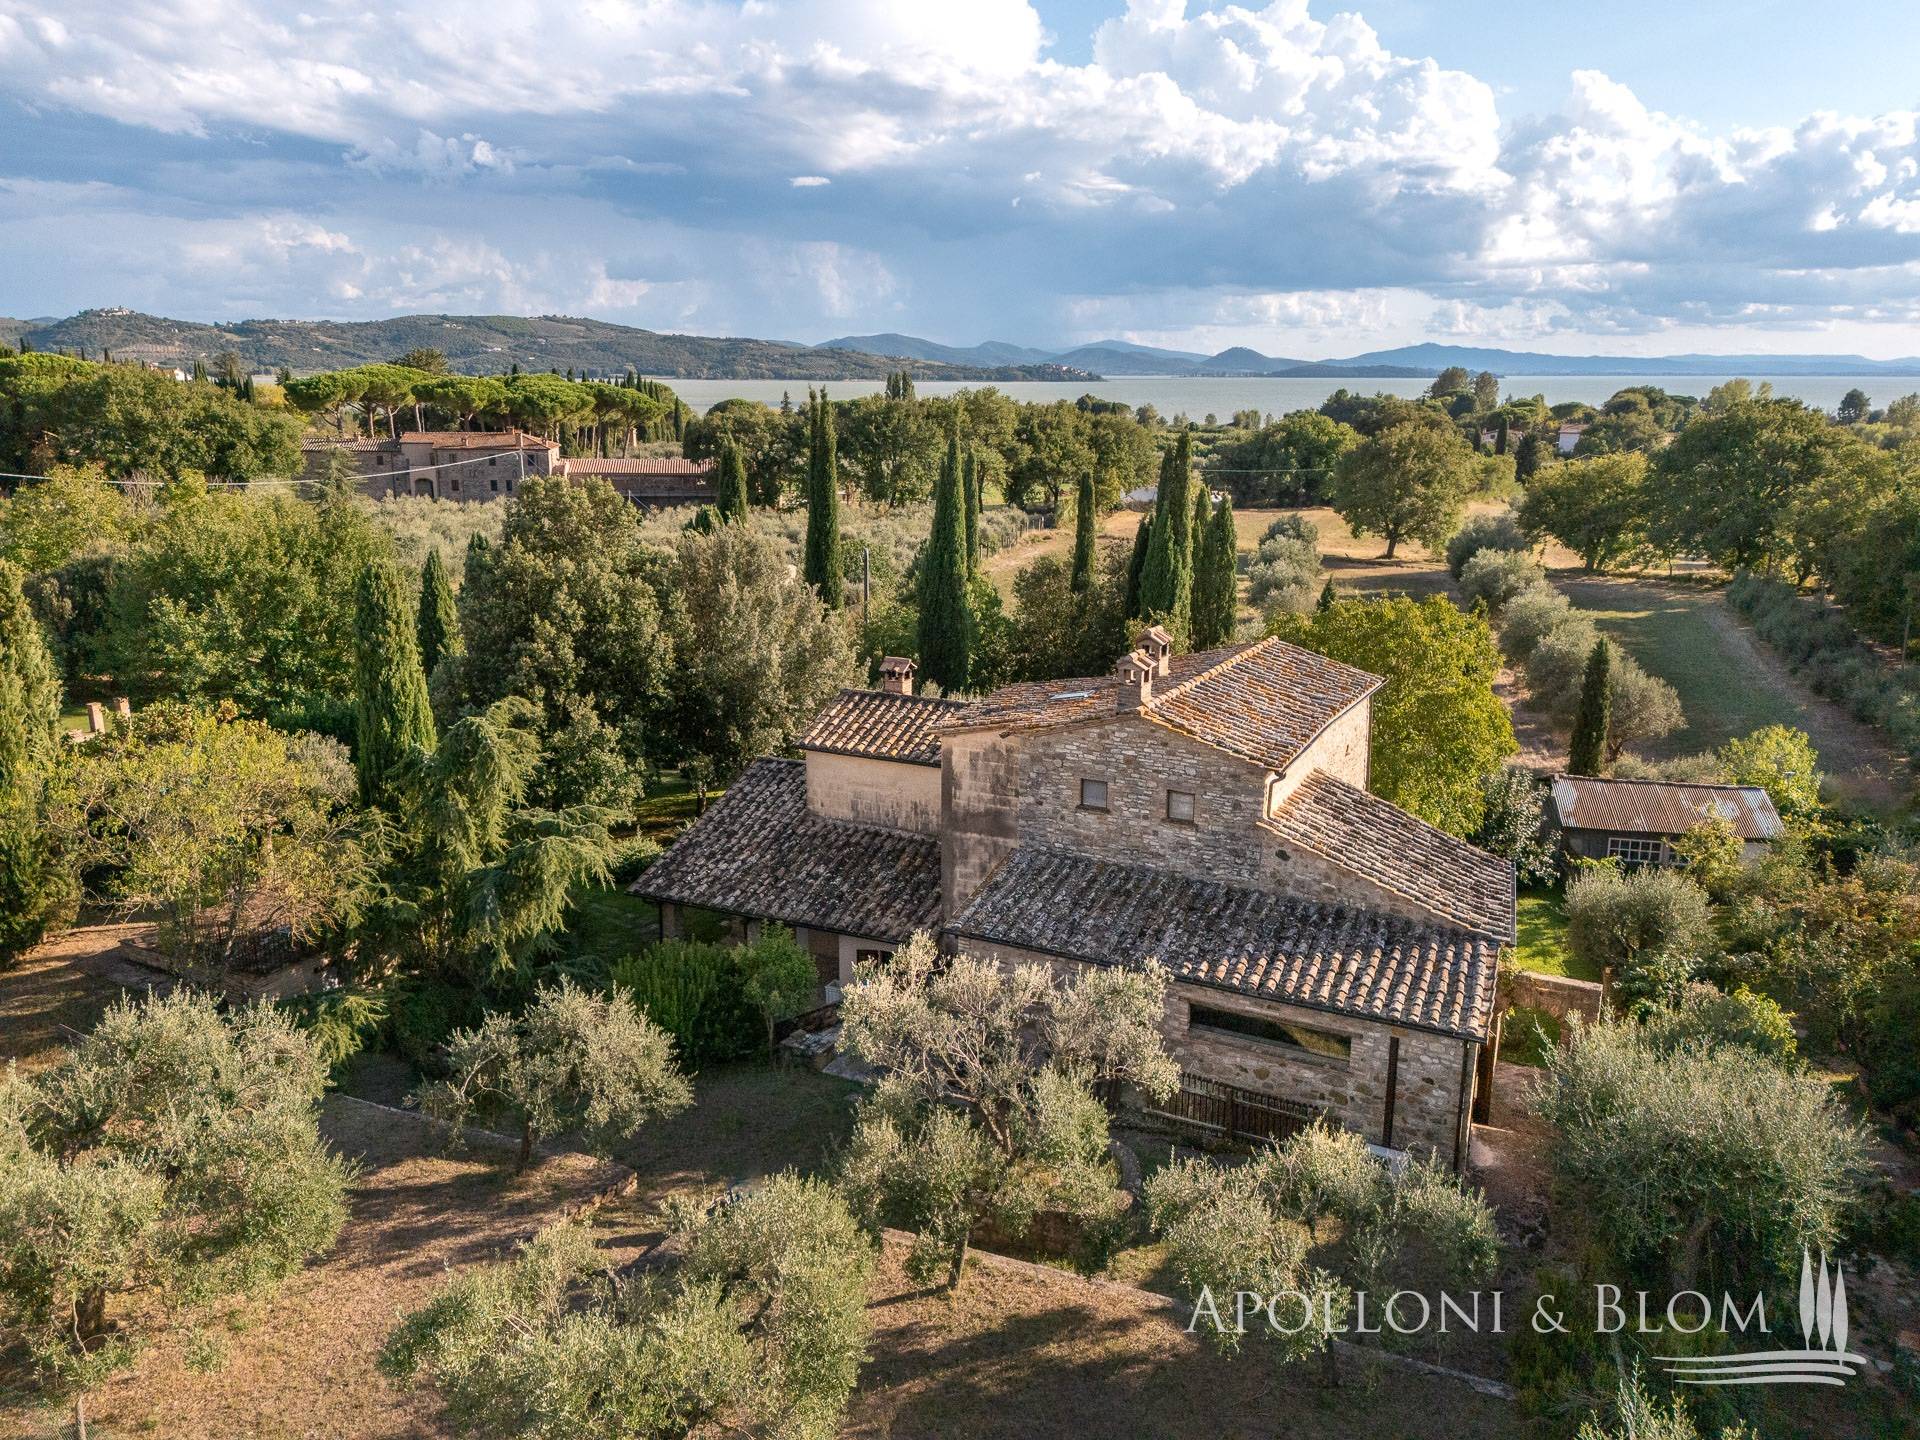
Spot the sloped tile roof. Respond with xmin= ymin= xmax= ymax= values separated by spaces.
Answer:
xmin=1264 ymin=773 xmax=1516 ymax=943
xmin=398 ymin=430 xmax=553 ymax=450
xmin=949 ymin=847 xmax=1500 ymax=1042
xmin=631 ymin=759 xmax=939 ymax=942
xmin=936 ymin=637 xmax=1381 ymax=775
xmin=1550 ymin=775 xmax=1783 ymax=841
xmin=799 ymin=689 xmax=971 ymax=767
xmin=558 ymin=457 xmax=715 ymax=476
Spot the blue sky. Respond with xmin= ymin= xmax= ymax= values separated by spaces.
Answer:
xmin=3 ymin=0 xmax=1920 ymax=358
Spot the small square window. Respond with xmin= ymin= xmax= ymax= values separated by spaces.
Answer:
xmin=1079 ymin=778 xmax=1109 ymax=811
xmin=1166 ymin=790 xmax=1196 ymax=823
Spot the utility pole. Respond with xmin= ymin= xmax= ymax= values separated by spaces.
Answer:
xmin=862 ymin=545 xmax=871 ymax=632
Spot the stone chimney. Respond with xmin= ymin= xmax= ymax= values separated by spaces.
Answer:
xmin=85 ymin=701 xmax=105 ymax=734
xmin=878 ymin=656 xmax=917 ymax=696
xmin=1116 ymin=649 xmax=1155 ymax=712
xmin=113 ymin=696 xmax=132 ymax=719
xmin=1136 ymin=624 xmax=1174 ymax=676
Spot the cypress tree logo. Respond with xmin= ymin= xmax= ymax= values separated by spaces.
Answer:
xmin=1658 ymin=1250 xmax=1866 ymax=1387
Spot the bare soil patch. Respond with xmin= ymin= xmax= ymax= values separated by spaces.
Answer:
xmin=0 ymin=1099 xmax=631 ymax=1440
xmin=846 ymin=1236 xmax=1525 ymax=1440
xmin=0 ymin=923 xmax=169 ymax=1075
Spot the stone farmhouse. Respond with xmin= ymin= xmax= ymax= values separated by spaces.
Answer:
xmin=300 ymin=432 xmax=713 ymax=507
xmin=635 ymin=630 xmax=1516 ymax=1165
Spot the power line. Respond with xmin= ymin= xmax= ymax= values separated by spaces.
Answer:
xmin=0 ymin=440 xmax=566 ymax=489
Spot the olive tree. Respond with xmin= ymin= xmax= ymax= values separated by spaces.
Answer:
xmin=382 ymin=1172 xmax=872 ymax=1440
xmin=414 ymin=978 xmax=692 ymax=1170
xmin=1563 ymin=866 xmax=1714 ymax=1009
xmin=1144 ymin=1123 xmax=1498 ymax=1379
xmin=836 ymin=933 xmax=1177 ymax=1289
xmin=1530 ymin=1016 xmax=1867 ymax=1292
xmin=0 ymin=992 xmax=351 ymax=1425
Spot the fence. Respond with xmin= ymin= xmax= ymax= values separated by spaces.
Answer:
xmin=1138 ymin=1072 xmax=1320 ymax=1147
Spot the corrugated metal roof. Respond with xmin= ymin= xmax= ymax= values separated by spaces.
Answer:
xmin=1549 ymin=775 xmax=1783 ymax=841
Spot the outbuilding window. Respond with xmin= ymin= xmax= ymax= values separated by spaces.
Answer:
xmin=1189 ymin=1003 xmax=1351 ymax=1062
xmin=1605 ymin=835 xmax=1667 ymax=866
xmin=1166 ymin=789 xmax=1196 ymax=823
xmin=1079 ymin=778 xmax=1109 ymax=811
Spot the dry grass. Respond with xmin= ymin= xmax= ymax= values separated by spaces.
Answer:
xmin=1 ymin=1099 xmax=632 ymax=1440
xmin=846 ymin=1237 xmax=1526 ymax=1440
xmin=0 ymin=923 xmax=162 ymax=1076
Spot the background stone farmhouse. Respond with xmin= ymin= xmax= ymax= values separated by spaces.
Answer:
xmin=300 ymin=431 xmax=714 ymax=507
xmin=636 ymin=631 xmax=1516 ymax=1165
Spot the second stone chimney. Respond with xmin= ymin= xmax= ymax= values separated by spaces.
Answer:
xmin=1116 ymin=649 xmax=1155 ymax=712
xmin=878 ymin=656 xmax=917 ymax=696
xmin=1136 ymin=624 xmax=1173 ymax=676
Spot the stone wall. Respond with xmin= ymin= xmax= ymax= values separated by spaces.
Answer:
xmin=941 ymin=729 xmax=1020 ymax=918
xmin=1500 ymin=967 xmax=1603 ymax=1025
xmin=1253 ymin=834 xmax=1463 ymax=935
xmin=1014 ymin=715 xmax=1273 ymax=887
xmin=958 ymin=936 xmax=1474 ymax=1162
xmin=1265 ymin=697 xmax=1371 ymax=811
xmin=804 ymin=750 xmax=941 ymax=834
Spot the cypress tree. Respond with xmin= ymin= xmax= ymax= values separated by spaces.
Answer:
xmin=1138 ymin=428 xmax=1195 ymax=640
xmin=1317 ymin=577 xmax=1337 ymax=612
xmin=803 ymin=390 xmax=842 ymax=606
xmin=1495 ymin=414 xmax=1510 ymax=456
xmin=0 ymin=559 xmax=68 ymax=966
xmin=1568 ymin=637 xmax=1612 ymax=777
xmin=1123 ymin=513 xmax=1152 ymax=620
xmin=416 ymin=548 xmax=461 ymax=680
xmin=0 ymin=559 xmax=61 ymax=795
xmin=1191 ymin=495 xmax=1239 ymax=649
xmin=1186 ymin=484 xmax=1210 ymax=624
xmin=963 ymin=448 xmax=981 ymax=577
xmin=715 ymin=438 xmax=750 ymax=524
xmin=353 ymin=558 xmax=436 ymax=807
xmin=1070 ymin=471 xmax=1097 ymax=594
xmin=917 ymin=430 xmax=973 ymax=692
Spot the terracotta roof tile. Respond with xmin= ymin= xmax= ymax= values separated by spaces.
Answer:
xmin=631 ymin=759 xmax=939 ymax=942
xmin=937 ymin=637 xmax=1380 ymax=774
xmin=949 ymin=847 xmax=1500 ymax=1041
xmin=1263 ymin=773 xmax=1516 ymax=942
xmin=799 ymin=689 xmax=970 ymax=767
xmin=558 ymin=457 xmax=715 ymax=476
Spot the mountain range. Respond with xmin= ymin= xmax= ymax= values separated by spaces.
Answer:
xmin=0 ymin=310 xmax=1094 ymax=382
xmin=6 ymin=309 xmax=1919 ymax=380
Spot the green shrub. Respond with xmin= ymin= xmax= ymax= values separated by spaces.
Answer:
xmin=1637 ymin=983 xmax=1796 ymax=1061
xmin=1445 ymin=507 xmax=1529 ymax=579
xmin=1458 ymin=547 xmax=1544 ymax=612
xmin=391 ymin=978 xmax=487 ymax=1065
xmin=606 ymin=834 xmax=662 ymax=887
xmin=611 ymin=938 xmax=759 ymax=1066
xmin=610 ymin=925 xmax=815 ymax=1066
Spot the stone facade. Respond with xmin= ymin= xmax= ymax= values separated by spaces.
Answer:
xmin=959 ymin=936 xmax=1476 ymax=1161
xmin=940 ymin=729 xmax=1020 ymax=918
xmin=1265 ymin=697 xmax=1370 ymax=811
xmin=804 ymin=750 xmax=940 ymax=835
xmin=1015 ymin=716 xmax=1274 ymax=887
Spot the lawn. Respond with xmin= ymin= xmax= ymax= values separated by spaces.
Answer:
xmin=1551 ymin=573 xmax=1826 ymax=758
xmin=1510 ymin=888 xmax=1598 ymax=982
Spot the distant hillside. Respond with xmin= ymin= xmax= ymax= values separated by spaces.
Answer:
xmin=1196 ymin=346 xmax=1307 ymax=374
xmin=1047 ymin=345 xmax=1201 ymax=375
xmin=13 ymin=309 xmax=1093 ymax=382
xmin=817 ymin=333 xmax=1053 ymax=367
xmin=1333 ymin=341 xmax=1920 ymax=377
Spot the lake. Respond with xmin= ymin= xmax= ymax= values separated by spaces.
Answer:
xmin=662 ymin=373 xmax=1920 ymax=416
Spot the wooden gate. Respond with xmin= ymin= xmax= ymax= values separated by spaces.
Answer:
xmin=1141 ymin=1073 xmax=1320 ymax=1146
